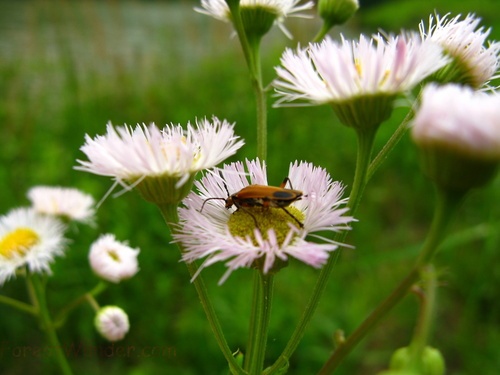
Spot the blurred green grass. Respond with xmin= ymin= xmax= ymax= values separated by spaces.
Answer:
xmin=0 ymin=0 xmax=499 ymax=374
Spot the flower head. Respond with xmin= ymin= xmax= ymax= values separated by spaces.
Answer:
xmin=94 ymin=305 xmax=130 ymax=342
xmin=419 ymin=13 xmax=500 ymax=89
xmin=273 ymin=34 xmax=448 ymax=128
xmin=0 ymin=208 xmax=66 ymax=285
xmin=412 ymin=83 xmax=500 ymax=190
xmin=27 ymin=186 xmax=95 ymax=224
xmin=174 ymin=159 xmax=354 ymax=284
xmin=76 ymin=117 xmax=243 ymax=204
xmin=89 ymin=234 xmax=140 ymax=283
xmin=196 ymin=0 xmax=314 ymax=38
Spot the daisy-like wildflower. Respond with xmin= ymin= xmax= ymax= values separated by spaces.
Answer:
xmin=89 ymin=234 xmax=140 ymax=283
xmin=174 ymin=159 xmax=354 ymax=284
xmin=75 ymin=117 xmax=243 ymax=204
xmin=0 ymin=208 xmax=66 ymax=286
xmin=94 ymin=305 xmax=130 ymax=342
xmin=27 ymin=186 xmax=95 ymax=224
xmin=273 ymin=34 xmax=449 ymax=128
xmin=412 ymin=83 xmax=500 ymax=190
xmin=196 ymin=0 xmax=314 ymax=38
xmin=419 ymin=13 xmax=500 ymax=89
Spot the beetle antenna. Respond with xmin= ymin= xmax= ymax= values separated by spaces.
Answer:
xmin=199 ymin=197 xmax=227 ymax=213
xmin=222 ymin=182 xmax=231 ymax=197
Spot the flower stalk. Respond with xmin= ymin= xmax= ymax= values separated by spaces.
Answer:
xmin=317 ymin=187 xmax=464 ymax=374
xmin=244 ymin=272 xmax=274 ymax=374
xmin=29 ymin=274 xmax=74 ymax=375
xmin=0 ymin=293 xmax=37 ymax=315
xmin=266 ymin=126 xmax=377 ymax=374
xmin=225 ymin=1 xmax=267 ymax=160
xmin=406 ymin=264 xmax=439 ymax=371
xmin=157 ymin=203 xmax=245 ymax=375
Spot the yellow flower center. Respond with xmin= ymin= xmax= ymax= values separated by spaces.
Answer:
xmin=0 ymin=228 xmax=40 ymax=259
xmin=227 ymin=206 xmax=305 ymax=246
xmin=107 ymin=249 xmax=121 ymax=262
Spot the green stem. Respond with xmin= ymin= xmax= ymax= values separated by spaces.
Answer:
xmin=244 ymin=272 xmax=261 ymax=371
xmin=317 ymin=187 xmax=464 ymax=374
xmin=408 ymin=264 xmax=438 ymax=369
xmin=157 ymin=203 xmax=245 ymax=375
xmin=367 ymin=107 xmax=415 ymax=182
xmin=244 ymin=272 xmax=274 ymax=374
xmin=0 ymin=294 xmax=37 ymax=315
xmin=224 ymin=1 xmax=267 ymax=160
xmin=312 ymin=22 xmax=332 ymax=43
xmin=250 ymin=37 xmax=267 ymax=161
xmin=265 ymin=127 xmax=377 ymax=375
xmin=29 ymin=274 xmax=73 ymax=375
xmin=226 ymin=0 xmax=255 ymax=78
xmin=54 ymin=282 xmax=107 ymax=327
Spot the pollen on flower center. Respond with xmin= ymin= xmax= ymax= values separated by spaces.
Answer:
xmin=354 ymin=59 xmax=363 ymax=77
xmin=0 ymin=228 xmax=40 ymax=258
xmin=107 ymin=249 xmax=121 ymax=262
xmin=227 ymin=207 xmax=304 ymax=246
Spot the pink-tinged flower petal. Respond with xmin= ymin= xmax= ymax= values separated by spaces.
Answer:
xmin=419 ymin=13 xmax=500 ymax=88
xmin=89 ymin=234 xmax=140 ymax=283
xmin=27 ymin=186 xmax=95 ymax=224
xmin=412 ymin=83 xmax=500 ymax=159
xmin=274 ymin=33 xmax=449 ymax=105
xmin=76 ymin=117 xmax=244 ymax=188
xmin=173 ymin=159 xmax=354 ymax=283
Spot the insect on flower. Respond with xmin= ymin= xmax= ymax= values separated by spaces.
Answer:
xmin=200 ymin=177 xmax=304 ymax=228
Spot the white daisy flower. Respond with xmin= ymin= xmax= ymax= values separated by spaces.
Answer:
xmin=196 ymin=0 xmax=314 ymax=38
xmin=27 ymin=186 xmax=95 ymax=224
xmin=174 ymin=159 xmax=354 ymax=284
xmin=274 ymin=33 xmax=448 ymax=105
xmin=75 ymin=117 xmax=244 ymax=204
xmin=94 ymin=305 xmax=130 ymax=342
xmin=412 ymin=83 xmax=500 ymax=160
xmin=0 ymin=208 xmax=66 ymax=286
xmin=419 ymin=13 xmax=500 ymax=89
xmin=412 ymin=83 xmax=500 ymax=191
xmin=89 ymin=234 xmax=140 ymax=283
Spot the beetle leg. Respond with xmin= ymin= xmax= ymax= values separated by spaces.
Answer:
xmin=235 ymin=206 xmax=260 ymax=230
xmin=280 ymin=177 xmax=294 ymax=189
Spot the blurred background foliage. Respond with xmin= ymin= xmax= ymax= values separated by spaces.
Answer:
xmin=0 ymin=0 xmax=499 ymax=374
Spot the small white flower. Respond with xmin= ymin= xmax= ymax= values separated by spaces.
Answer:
xmin=419 ymin=13 xmax=500 ymax=89
xmin=76 ymin=117 xmax=244 ymax=189
xmin=89 ymin=234 xmax=140 ymax=283
xmin=94 ymin=306 xmax=130 ymax=342
xmin=27 ymin=186 xmax=95 ymax=224
xmin=174 ymin=159 xmax=354 ymax=284
xmin=274 ymin=33 xmax=448 ymax=105
xmin=0 ymin=208 xmax=66 ymax=285
xmin=412 ymin=83 xmax=500 ymax=160
xmin=196 ymin=0 xmax=314 ymax=38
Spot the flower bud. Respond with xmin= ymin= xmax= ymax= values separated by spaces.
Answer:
xmin=412 ymin=84 xmax=500 ymax=192
xmin=89 ymin=234 xmax=140 ymax=283
xmin=318 ymin=0 xmax=359 ymax=27
xmin=240 ymin=5 xmax=277 ymax=40
xmin=94 ymin=306 xmax=130 ymax=342
xmin=389 ymin=346 xmax=445 ymax=375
